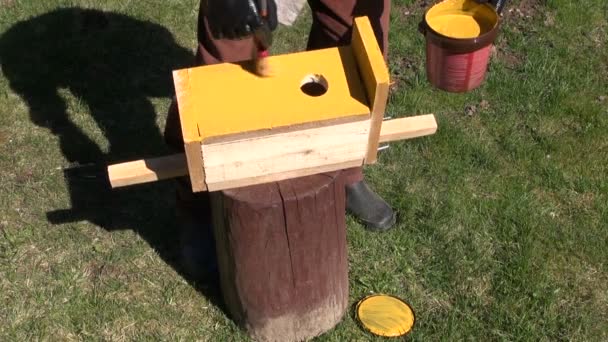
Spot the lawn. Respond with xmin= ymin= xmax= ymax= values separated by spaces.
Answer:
xmin=1 ymin=0 xmax=607 ymax=340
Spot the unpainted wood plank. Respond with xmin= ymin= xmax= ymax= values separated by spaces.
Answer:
xmin=351 ymin=16 xmax=390 ymax=164
xmin=379 ymin=115 xmax=438 ymax=143
xmin=207 ymin=160 xmax=362 ymax=191
xmin=107 ymin=153 xmax=188 ymax=188
xmin=106 ymin=114 xmax=437 ymax=190
xmin=201 ymin=119 xmax=370 ymax=191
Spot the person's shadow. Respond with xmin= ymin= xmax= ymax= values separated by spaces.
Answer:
xmin=0 ymin=7 xmax=222 ymax=306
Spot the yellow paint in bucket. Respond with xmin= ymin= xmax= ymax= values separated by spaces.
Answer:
xmin=356 ymin=294 xmax=415 ymax=337
xmin=426 ymin=0 xmax=498 ymax=39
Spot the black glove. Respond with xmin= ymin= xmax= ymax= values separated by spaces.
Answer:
xmin=203 ymin=0 xmax=278 ymax=40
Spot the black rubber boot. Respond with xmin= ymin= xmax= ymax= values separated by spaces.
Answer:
xmin=346 ymin=180 xmax=396 ymax=231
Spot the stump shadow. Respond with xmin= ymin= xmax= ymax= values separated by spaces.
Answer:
xmin=0 ymin=7 xmax=224 ymax=311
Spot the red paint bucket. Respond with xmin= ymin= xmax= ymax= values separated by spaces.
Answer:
xmin=420 ymin=0 xmax=500 ymax=92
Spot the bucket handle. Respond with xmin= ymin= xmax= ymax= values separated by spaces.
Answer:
xmin=418 ymin=20 xmax=427 ymax=35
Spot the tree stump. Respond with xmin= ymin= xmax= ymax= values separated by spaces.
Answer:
xmin=211 ymin=171 xmax=349 ymax=342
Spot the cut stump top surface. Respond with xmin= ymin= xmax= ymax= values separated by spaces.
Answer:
xmin=221 ymin=171 xmax=340 ymax=204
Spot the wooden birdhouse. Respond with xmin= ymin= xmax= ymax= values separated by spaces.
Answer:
xmin=108 ymin=17 xmax=437 ymax=192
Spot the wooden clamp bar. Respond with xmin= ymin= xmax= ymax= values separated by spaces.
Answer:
xmin=108 ymin=114 xmax=437 ymax=189
xmin=108 ymin=153 xmax=188 ymax=188
xmin=379 ymin=114 xmax=437 ymax=143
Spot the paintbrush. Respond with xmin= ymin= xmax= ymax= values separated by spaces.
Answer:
xmin=253 ymin=0 xmax=272 ymax=77
xmin=260 ymin=0 xmax=268 ymax=17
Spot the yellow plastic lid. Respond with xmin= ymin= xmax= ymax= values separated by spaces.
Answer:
xmin=356 ymin=294 xmax=415 ymax=337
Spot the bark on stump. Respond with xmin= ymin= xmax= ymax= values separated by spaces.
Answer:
xmin=211 ymin=171 xmax=349 ymax=342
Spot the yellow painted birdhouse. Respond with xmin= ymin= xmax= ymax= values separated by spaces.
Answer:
xmin=108 ymin=17 xmax=437 ymax=192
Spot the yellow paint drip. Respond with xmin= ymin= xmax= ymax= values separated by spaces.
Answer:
xmin=426 ymin=0 xmax=498 ymax=39
xmin=356 ymin=294 xmax=415 ymax=337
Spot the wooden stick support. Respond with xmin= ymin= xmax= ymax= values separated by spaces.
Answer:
xmin=379 ymin=114 xmax=437 ymax=143
xmin=107 ymin=114 xmax=437 ymax=189
xmin=107 ymin=153 xmax=188 ymax=188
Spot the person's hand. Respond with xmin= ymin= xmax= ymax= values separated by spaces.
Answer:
xmin=203 ymin=0 xmax=277 ymax=40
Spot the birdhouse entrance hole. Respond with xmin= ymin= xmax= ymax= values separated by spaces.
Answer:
xmin=300 ymin=74 xmax=328 ymax=97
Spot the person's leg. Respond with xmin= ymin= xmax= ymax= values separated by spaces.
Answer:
xmin=306 ymin=0 xmax=396 ymax=231
xmin=306 ymin=0 xmax=390 ymax=58
xmin=164 ymin=4 xmax=259 ymax=281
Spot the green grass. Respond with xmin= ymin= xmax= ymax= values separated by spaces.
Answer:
xmin=1 ymin=0 xmax=607 ymax=340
